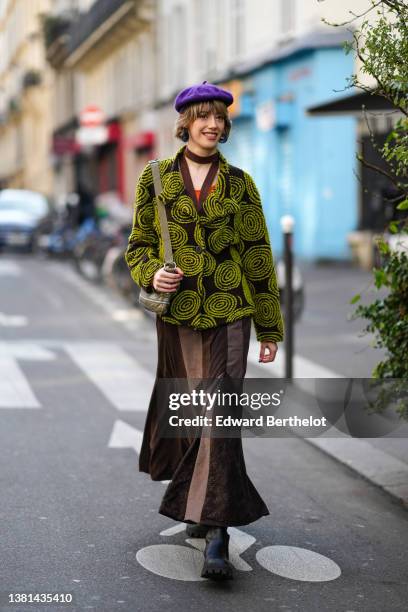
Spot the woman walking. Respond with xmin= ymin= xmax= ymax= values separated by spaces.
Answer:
xmin=125 ymin=81 xmax=284 ymax=581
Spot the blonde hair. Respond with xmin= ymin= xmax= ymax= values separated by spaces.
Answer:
xmin=174 ymin=99 xmax=232 ymax=141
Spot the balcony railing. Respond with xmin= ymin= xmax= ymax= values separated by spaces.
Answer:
xmin=42 ymin=14 xmax=73 ymax=49
xmin=67 ymin=0 xmax=134 ymax=57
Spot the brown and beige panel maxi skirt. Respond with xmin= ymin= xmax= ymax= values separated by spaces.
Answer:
xmin=139 ymin=315 xmax=269 ymax=528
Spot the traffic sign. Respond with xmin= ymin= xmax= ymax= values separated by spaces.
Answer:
xmin=76 ymin=125 xmax=108 ymax=146
xmin=79 ymin=104 xmax=105 ymax=127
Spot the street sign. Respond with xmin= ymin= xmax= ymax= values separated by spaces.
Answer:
xmin=75 ymin=125 xmax=108 ymax=146
xmin=79 ymin=104 xmax=105 ymax=127
xmin=77 ymin=104 xmax=107 ymax=146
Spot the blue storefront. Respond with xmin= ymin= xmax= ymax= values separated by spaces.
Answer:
xmin=220 ymin=31 xmax=357 ymax=261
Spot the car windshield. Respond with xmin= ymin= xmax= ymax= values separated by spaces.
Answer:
xmin=0 ymin=193 xmax=48 ymax=217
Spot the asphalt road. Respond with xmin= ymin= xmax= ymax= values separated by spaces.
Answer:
xmin=0 ymin=254 xmax=407 ymax=612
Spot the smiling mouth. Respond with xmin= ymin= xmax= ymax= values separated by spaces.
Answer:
xmin=203 ymin=133 xmax=218 ymax=137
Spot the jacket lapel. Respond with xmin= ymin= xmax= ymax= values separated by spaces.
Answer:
xmin=157 ymin=148 xmax=185 ymax=206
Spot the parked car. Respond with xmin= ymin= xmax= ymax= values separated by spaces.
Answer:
xmin=0 ymin=189 xmax=52 ymax=252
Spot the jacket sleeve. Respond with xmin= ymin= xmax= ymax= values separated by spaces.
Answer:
xmin=125 ymin=163 xmax=163 ymax=291
xmin=239 ymin=171 xmax=284 ymax=343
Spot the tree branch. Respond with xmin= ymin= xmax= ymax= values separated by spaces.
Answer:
xmin=357 ymin=154 xmax=407 ymax=196
xmin=350 ymin=29 xmax=408 ymax=117
xmin=320 ymin=0 xmax=383 ymax=28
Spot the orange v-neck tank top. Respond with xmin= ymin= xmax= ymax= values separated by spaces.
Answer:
xmin=194 ymin=184 xmax=216 ymax=200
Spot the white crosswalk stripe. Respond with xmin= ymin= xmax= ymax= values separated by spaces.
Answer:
xmin=108 ymin=419 xmax=143 ymax=454
xmin=0 ymin=343 xmax=55 ymax=408
xmin=248 ymin=337 xmax=343 ymax=378
xmin=0 ymin=260 xmax=22 ymax=276
xmin=0 ymin=312 xmax=27 ymax=326
xmin=64 ymin=342 xmax=153 ymax=412
xmin=0 ymin=341 xmax=153 ymax=411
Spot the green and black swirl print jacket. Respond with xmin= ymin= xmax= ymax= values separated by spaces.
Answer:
xmin=125 ymin=144 xmax=284 ymax=343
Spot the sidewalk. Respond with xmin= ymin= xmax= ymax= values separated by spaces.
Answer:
xmin=248 ymin=259 xmax=408 ymax=510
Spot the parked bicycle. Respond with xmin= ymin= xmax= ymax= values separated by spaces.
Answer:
xmin=101 ymin=224 xmax=141 ymax=307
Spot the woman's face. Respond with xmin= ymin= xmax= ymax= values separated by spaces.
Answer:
xmin=188 ymin=107 xmax=225 ymax=151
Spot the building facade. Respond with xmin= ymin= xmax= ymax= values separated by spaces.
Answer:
xmin=45 ymin=0 xmax=157 ymax=205
xmin=0 ymin=0 xmax=53 ymax=194
xmin=154 ymin=0 xmax=372 ymax=261
xmin=0 ymin=0 xmax=384 ymax=263
xmin=219 ymin=39 xmax=356 ymax=261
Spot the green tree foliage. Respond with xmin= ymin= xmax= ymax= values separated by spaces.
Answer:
xmin=321 ymin=0 xmax=408 ymax=417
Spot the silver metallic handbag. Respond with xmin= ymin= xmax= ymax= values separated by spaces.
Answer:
xmin=138 ymin=159 xmax=178 ymax=315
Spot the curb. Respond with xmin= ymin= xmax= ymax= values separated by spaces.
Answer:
xmin=247 ymin=347 xmax=408 ymax=511
xmin=302 ymin=436 xmax=408 ymax=510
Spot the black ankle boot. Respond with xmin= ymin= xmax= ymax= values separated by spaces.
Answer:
xmin=201 ymin=527 xmax=233 ymax=580
xmin=185 ymin=523 xmax=210 ymax=538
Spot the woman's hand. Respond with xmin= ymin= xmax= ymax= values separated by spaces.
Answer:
xmin=153 ymin=266 xmax=184 ymax=292
xmin=258 ymin=341 xmax=278 ymax=363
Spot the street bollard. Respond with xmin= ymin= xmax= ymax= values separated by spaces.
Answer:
xmin=280 ymin=215 xmax=295 ymax=379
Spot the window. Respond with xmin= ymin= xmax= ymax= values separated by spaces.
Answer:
xmin=165 ymin=5 xmax=187 ymax=92
xmin=231 ymin=0 xmax=245 ymax=58
xmin=171 ymin=5 xmax=186 ymax=89
xmin=280 ymin=0 xmax=295 ymax=35
xmin=204 ymin=0 xmax=217 ymax=72
xmin=156 ymin=15 xmax=167 ymax=95
xmin=0 ymin=0 xmax=7 ymax=20
xmin=130 ymin=40 xmax=141 ymax=105
xmin=194 ymin=0 xmax=204 ymax=75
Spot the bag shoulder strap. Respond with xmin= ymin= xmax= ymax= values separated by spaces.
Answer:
xmin=149 ymin=159 xmax=174 ymax=266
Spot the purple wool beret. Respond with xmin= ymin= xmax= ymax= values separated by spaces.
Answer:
xmin=174 ymin=80 xmax=234 ymax=113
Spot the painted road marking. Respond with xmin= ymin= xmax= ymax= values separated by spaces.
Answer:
xmin=136 ymin=544 xmax=206 ymax=581
xmin=159 ymin=523 xmax=254 ymax=571
xmin=0 ymin=312 xmax=28 ymax=327
xmin=64 ymin=342 xmax=153 ymax=411
xmin=48 ymin=261 xmax=149 ymax=335
xmin=0 ymin=260 xmax=22 ymax=276
xmin=249 ymin=337 xmax=343 ymax=378
xmin=256 ymin=545 xmax=341 ymax=581
xmin=160 ymin=523 xmax=187 ymax=537
xmin=137 ymin=528 xmax=342 ymax=581
xmin=108 ymin=419 xmax=170 ymax=484
xmin=0 ymin=357 xmax=41 ymax=408
xmin=0 ymin=343 xmax=55 ymax=361
xmin=0 ymin=341 xmax=152 ymax=412
xmin=0 ymin=343 xmax=55 ymax=408
xmin=108 ymin=420 xmax=143 ymax=454
xmin=111 ymin=309 xmax=144 ymax=322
